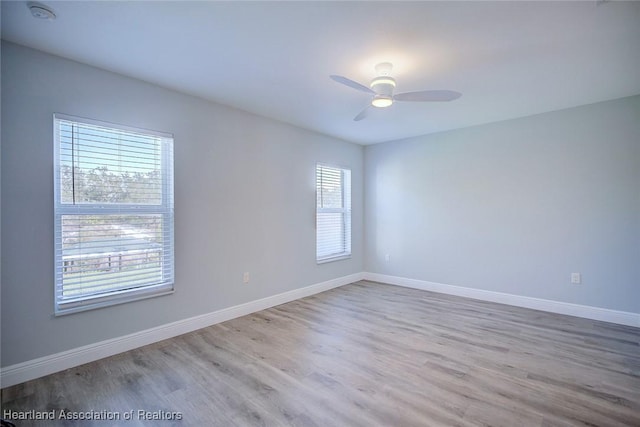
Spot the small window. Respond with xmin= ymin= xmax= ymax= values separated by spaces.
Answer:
xmin=53 ymin=114 xmax=174 ymax=314
xmin=316 ymin=164 xmax=351 ymax=263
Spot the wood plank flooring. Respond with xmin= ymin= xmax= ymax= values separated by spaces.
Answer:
xmin=2 ymin=280 xmax=639 ymax=426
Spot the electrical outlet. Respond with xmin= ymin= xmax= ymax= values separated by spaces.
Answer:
xmin=571 ymin=273 xmax=581 ymax=284
xmin=243 ymin=272 xmax=250 ymax=284
xmin=384 ymin=254 xmax=390 ymax=262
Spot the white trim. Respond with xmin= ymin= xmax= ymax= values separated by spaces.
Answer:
xmin=316 ymin=164 xmax=352 ymax=263
xmin=363 ymin=272 xmax=640 ymax=328
xmin=53 ymin=113 xmax=175 ymax=315
xmin=0 ymin=273 xmax=364 ymax=388
xmin=53 ymin=113 xmax=173 ymax=139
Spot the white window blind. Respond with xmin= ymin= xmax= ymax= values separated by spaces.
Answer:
xmin=53 ymin=114 xmax=174 ymax=314
xmin=316 ymin=164 xmax=351 ymax=263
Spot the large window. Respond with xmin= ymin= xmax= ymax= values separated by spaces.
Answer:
xmin=54 ymin=114 xmax=174 ymax=314
xmin=316 ymin=164 xmax=351 ymax=263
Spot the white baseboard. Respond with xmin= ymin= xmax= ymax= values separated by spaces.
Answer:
xmin=0 ymin=272 xmax=363 ymax=388
xmin=3 ymin=271 xmax=636 ymax=389
xmin=363 ymin=272 xmax=640 ymax=328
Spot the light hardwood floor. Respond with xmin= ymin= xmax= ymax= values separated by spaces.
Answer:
xmin=2 ymin=280 xmax=639 ymax=426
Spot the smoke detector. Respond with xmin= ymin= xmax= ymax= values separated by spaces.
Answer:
xmin=28 ymin=2 xmax=56 ymax=20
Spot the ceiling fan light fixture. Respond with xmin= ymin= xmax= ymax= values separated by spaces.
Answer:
xmin=371 ymin=95 xmax=393 ymax=108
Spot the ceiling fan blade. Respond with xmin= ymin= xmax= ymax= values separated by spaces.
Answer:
xmin=330 ymin=75 xmax=374 ymax=94
xmin=394 ymin=90 xmax=462 ymax=102
xmin=354 ymin=106 xmax=371 ymax=121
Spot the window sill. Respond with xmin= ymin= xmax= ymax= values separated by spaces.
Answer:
xmin=317 ymin=254 xmax=352 ymax=265
xmin=55 ymin=284 xmax=174 ymax=316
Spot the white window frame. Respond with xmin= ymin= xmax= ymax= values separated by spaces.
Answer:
xmin=53 ymin=113 xmax=174 ymax=315
xmin=316 ymin=163 xmax=352 ymax=263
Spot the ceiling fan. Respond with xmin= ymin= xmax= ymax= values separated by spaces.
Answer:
xmin=330 ymin=62 xmax=461 ymax=121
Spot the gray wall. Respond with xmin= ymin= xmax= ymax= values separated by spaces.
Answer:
xmin=1 ymin=42 xmax=363 ymax=367
xmin=365 ymin=95 xmax=640 ymax=313
xmin=2 ymin=40 xmax=638 ymax=369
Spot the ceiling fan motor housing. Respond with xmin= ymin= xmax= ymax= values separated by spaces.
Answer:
xmin=370 ymin=76 xmax=396 ymax=107
xmin=370 ymin=76 xmax=396 ymax=97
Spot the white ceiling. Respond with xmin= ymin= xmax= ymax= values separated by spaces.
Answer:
xmin=2 ymin=1 xmax=639 ymax=145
